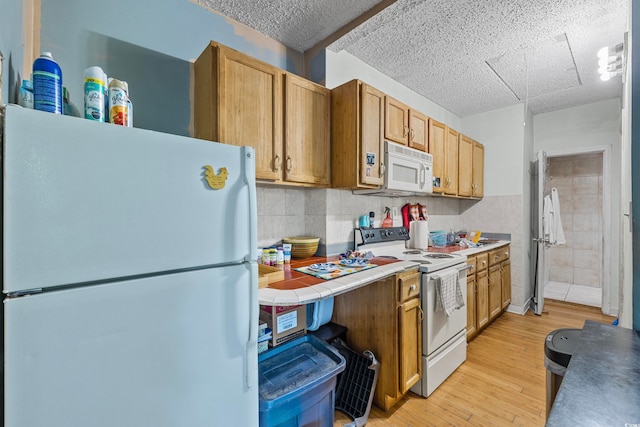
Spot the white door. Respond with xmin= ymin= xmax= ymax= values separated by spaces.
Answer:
xmin=3 ymin=105 xmax=257 ymax=292
xmin=5 ymin=264 xmax=258 ymax=427
xmin=531 ymin=151 xmax=547 ymax=315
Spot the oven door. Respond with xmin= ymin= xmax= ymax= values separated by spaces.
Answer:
xmin=385 ymin=152 xmax=430 ymax=194
xmin=422 ymin=265 xmax=467 ymax=355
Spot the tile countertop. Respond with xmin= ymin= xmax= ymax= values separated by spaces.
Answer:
xmin=258 ymin=256 xmax=419 ymax=306
xmin=428 ymin=240 xmax=510 ymax=256
xmin=546 ymin=320 xmax=640 ymax=425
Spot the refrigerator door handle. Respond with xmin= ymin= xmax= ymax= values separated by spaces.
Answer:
xmin=243 ymin=146 xmax=258 ymax=264
xmin=246 ymin=262 xmax=258 ymax=389
xmin=242 ymin=146 xmax=259 ymax=389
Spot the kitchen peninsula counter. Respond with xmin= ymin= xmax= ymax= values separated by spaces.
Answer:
xmin=546 ymin=320 xmax=640 ymax=426
xmin=258 ymin=256 xmax=419 ymax=306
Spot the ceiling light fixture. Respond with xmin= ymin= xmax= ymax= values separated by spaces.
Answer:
xmin=597 ymin=43 xmax=624 ymax=81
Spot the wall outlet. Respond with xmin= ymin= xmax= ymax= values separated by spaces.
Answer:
xmin=391 ymin=206 xmax=400 ymax=220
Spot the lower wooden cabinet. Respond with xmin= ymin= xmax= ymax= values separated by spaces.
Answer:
xmin=501 ymin=259 xmax=511 ymax=310
xmin=466 ymin=273 xmax=477 ymax=339
xmin=488 ymin=264 xmax=502 ymax=321
xmin=476 ymin=269 xmax=490 ymax=330
xmin=332 ymin=268 xmax=422 ymax=411
xmin=466 ymin=244 xmax=509 ymax=341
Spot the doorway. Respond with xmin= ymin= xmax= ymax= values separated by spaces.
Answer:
xmin=543 ymin=152 xmax=605 ymax=308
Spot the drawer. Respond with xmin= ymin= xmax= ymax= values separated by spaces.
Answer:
xmin=398 ymin=269 xmax=420 ymax=302
xmin=466 ymin=256 xmax=477 ymax=276
xmin=476 ymin=253 xmax=489 ymax=271
xmin=489 ymin=246 xmax=510 ymax=266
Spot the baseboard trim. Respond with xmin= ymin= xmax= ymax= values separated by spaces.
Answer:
xmin=506 ymin=297 xmax=531 ymax=315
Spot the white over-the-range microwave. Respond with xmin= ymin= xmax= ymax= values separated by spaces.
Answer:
xmin=355 ymin=140 xmax=433 ymax=197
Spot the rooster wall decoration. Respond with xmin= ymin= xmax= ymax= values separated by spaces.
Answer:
xmin=203 ymin=165 xmax=228 ymax=190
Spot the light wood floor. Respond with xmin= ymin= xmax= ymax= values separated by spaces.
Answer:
xmin=334 ymin=299 xmax=616 ymax=426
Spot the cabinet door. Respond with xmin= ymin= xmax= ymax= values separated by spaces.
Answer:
xmin=284 ymin=74 xmax=330 ymax=185
xmin=466 ymin=275 xmax=477 ymax=341
xmin=398 ymin=297 xmax=422 ymax=394
xmin=501 ymin=259 xmax=511 ymax=310
xmin=428 ymin=119 xmax=446 ymax=193
xmin=472 ymin=141 xmax=484 ymax=198
xmin=218 ymin=46 xmax=283 ymax=181
xmin=361 ymin=84 xmax=385 ymax=186
xmin=444 ymin=127 xmax=459 ymax=195
xmin=458 ymin=134 xmax=474 ymax=197
xmin=384 ymin=96 xmax=409 ymax=145
xmin=476 ymin=269 xmax=489 ymax=329
xmin=488 ymin=264 xmax=502 ymax=320
xmin=408 ymin=110 xmax=428 ymax=152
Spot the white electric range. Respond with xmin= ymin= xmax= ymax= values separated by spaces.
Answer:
xmin=355 ymin=227 xmax=469 ymax=397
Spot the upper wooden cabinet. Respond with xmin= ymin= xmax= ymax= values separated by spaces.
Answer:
xmin=385 ymin=96 xmax=428 ymax=151
xmin=194 ymin=42 xmax=282 ymax=181
xmin=428 ymin=118 xmax=446 ymax=193
xmin=458 ymin=133 xmax=474 ymax=197
xmin=284 ymin=73 xmax=330 ymax=186
xmin=472 ymin=141 xmax=485 ymax=198
xmin=444 ymin=127 xmax=459 ymax=195
xmin=385 ymin=97 xmax=410 ymax=146
xmin=408 ymin=110 xmax=428 ymax=152
xmin=331 ymin=80 xmax=385 ymax=188
xmin=429 ymin=120 xmax=460 ymax=194
xmin=194 ymin=41 xmax=330 ymax=186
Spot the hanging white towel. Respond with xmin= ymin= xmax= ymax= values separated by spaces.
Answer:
xmin=543 ymin=188 xmax=566 ymax=245
xmin=434 ymin=270 xmax=465 ymax=316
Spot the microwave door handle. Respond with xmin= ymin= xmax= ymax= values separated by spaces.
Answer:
xmin=419 ymin=164 xmax=426 ymax=189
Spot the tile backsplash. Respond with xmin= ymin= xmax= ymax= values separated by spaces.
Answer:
xmin=257 ymin=187 xmax=525 ymax=308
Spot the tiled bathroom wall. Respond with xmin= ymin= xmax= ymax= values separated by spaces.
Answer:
xmin=547 ymin=154 xmax=603 ymax=288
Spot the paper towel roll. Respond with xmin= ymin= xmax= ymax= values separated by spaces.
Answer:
xmin=409 ymin=220 xmax=429 ymax=250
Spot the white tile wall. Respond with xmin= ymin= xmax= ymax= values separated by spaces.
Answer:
xmin=547 ymin=154 xmax=603 ymax=289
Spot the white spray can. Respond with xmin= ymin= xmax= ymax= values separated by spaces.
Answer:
xmin=84 ymin=66 xmax=107 ymax=121
xmin=108 ymin=78 xmax=129 ymax=126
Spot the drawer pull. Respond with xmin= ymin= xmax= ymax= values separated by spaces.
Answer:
xmin=410 ymin=284 xmax=417 ymax=291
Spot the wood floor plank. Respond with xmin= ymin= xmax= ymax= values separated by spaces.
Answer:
xmin=334 ymin=300 xmax=616 ymax=426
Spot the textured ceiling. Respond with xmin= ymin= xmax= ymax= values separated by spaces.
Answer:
xmin=196 ymin=0 xmax=628 ymax=117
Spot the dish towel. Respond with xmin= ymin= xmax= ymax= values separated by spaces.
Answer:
xmin=434 ymin=270 xmax=465 ymax=316
xmin=543 ymin=188 xmax=566 ymax=245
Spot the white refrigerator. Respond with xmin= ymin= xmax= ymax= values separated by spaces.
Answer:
xmin=1 ymin=105 xmax=259 ymax=426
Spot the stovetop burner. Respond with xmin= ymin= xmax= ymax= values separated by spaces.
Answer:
xmin=403 ymin=250 xmax=423 ymax=255
xmin=377 ymin=255 xmax=399 ymax=260
xmin=424 ymin=253 xmax=455 ymax=259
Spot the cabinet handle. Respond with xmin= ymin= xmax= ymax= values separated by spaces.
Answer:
xmin=418 ymin=306 xmax=424 ymax=322
xmin=495 ymin=255 xmax=499 ymax=261
xmin=410 ymin=284 xmax=417 ymax=291
xmin=410 ymin=128 xmax=415 ymax=141
xmin=403 ymin=126 xmax=409 ymax=137
xmin=286 ymin=156 xmax=292 ymax=172
xmin=505 ymin=252 xmax=509 ymax=257
xmin=482 ymin=260 xmax=486 ymax=266
xmin=381 ymin=163 xmax=386 ymax=176
xmin=273 ymin=155 xmax=280 ymax=171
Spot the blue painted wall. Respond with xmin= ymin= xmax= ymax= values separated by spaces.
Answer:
xmin=0 ymin=0 xmax=25 ymax=105
xmin=37 ymin=0 xmax=303 ymax=136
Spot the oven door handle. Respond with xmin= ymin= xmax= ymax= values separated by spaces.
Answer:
xmin=457 ymin=264 xmax=473 ymax=272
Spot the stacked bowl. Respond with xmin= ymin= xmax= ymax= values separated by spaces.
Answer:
xmin=283 ymin=236 xmax=320 ymax=259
